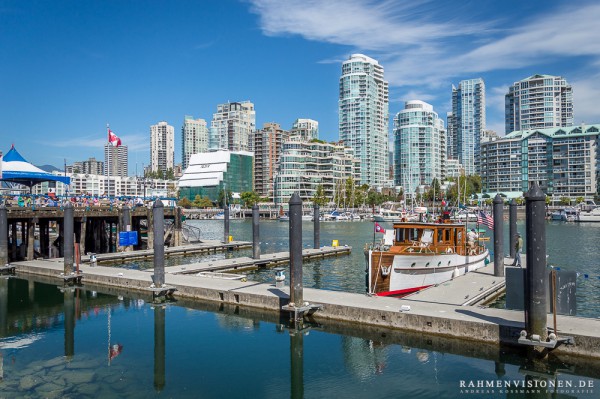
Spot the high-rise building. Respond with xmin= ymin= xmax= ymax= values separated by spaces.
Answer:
xmin=480 ymin=124 xmax=599 ymax=200
xmin=104 ymin=145 xmax=128 ymax=178
xmin=182 ymin=116 xmax=209 ymax=170
xmin=210 ymin=101 xmax=256 ymax=151
xmin=446 ymin=111 xmax=458 ymax=160
xmin=290 ymin=118 xmax=318 ymax=141
xmin=274 ymin=139 xmax=360 ymax=206
xmin=393 ymin=101 xmax=446 ymax=195
xmin=339 ymin=54 xmax=389 ymax=187
xmin=150 ymin=121 xmax=175 ymax=175
xmin=68 ymin=157 xmax=104 ymax=175
xmin=505 ymin=74 xmax=573 ymax=134
xmin=448 ymin=78 xmax=485 ymax=175
xmin=253 ymin=122 xmax=289 ymax=199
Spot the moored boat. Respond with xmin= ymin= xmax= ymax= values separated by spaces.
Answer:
xmin=365 ymin=221 xmax=489 ymax=296
xmin=577 ymin=205 xmax=600 ymax=222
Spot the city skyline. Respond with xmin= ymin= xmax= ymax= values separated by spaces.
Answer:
xmin=2 ymin=0 xmax=599 ymax=173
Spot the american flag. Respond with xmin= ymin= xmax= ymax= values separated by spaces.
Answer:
xmin=478 ymin=210 xmax=494 ymax=229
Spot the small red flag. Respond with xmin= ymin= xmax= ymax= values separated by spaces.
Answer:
xmin=375 ymin=222 xmax=385 ymax=234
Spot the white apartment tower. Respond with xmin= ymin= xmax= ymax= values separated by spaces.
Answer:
xmin=104 ymin=144 xmax=128 ymax=178
xmin=290 ymin=118 xmax=319 ymax=141
xmin=448 ymin=78 xmax=485 ymax=175
xmin=182 ymin=115 xmax=209 ymax=170
xmin=505 ymin=74 xmax=573 ymax=134
xmin=394 ymin=101 xmax=446 ymax=195
xmin=339 ymin=54 xmax=389 ymax=187
xmin=150 ymin=121 xmax=175 ymax=174
xmin=210 ymin=101 xmax=256 ymax=151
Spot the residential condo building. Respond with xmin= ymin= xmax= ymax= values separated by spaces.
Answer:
xmin=339 ymin=54 xmax=389 ymax=187
xmin=480 ymin=124 xmax=599 ymax=200
xmin=68 ymin=157 xmax=104 ymax=176
xmin=393 ymin=100 xmax=446 ymax=195
xmin=150 ymin=121 xmax=175 ymax=175
xmin=505 ymin=74 xmax=573 ymax=134
xmin=274 ymin=139 xmax=360 ymax=206
xmin=182 ymin=116 xmax=209 ymax=170
xmin=253 ymin=122 xmax=289 ymax=199
xmin=104 ymin=144 xmax=128 ymax=178
xmin=210 ymin=101 xmax=256 ymax=152
xmin=290 ymin=118 xmax=318 ymax=141
xmin=447 ymin=78 xmax=485 ymax=175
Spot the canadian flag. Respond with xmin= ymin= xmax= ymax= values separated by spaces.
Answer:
xmin=108 ymin=128 xmax=122 ymax=147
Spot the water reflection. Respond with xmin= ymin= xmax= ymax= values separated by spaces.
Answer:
xmin=0 ymin=277 xmax=598 ymax=398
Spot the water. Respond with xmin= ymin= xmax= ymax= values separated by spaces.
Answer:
xmin=1 ymin=278 xmax=598 ymax=398
xmin=117 ymin=218 xmax=600 ymax=318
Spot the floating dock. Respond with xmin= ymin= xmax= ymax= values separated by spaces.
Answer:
xmin=12 ymin=254 xmax=600 ymax=359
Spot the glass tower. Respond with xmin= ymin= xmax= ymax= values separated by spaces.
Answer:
xmin=181 ymin=116 xmax=209 ymax=170
xmin=339 ymin=54 xmax=389 ymax=187
xmin=394 ymin=100 xmax=446 ymax=196
xmin=449 ymin=78 xmax=485 ymax=175
xmin=505 ymin=74 xmax=573 ymax=134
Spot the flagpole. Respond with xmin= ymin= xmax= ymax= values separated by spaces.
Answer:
xmin=373 ymin=221 xmax=376 ymax=246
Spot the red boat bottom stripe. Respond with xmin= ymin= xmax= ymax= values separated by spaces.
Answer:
xmin=375 ymin=285 xmax=432 ymax=297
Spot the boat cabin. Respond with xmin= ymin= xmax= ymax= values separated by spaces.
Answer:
xmin=381 ymin=221 xmax=482 ymax=256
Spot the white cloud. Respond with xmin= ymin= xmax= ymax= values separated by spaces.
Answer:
xmin=43 ymin=133 xmax=149 ymax=152
xmin=571 ymin=74 xmax=600 ymax=125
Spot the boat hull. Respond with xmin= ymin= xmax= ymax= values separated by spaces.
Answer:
xmin=368 ymin=250 xmax=489 ymax=296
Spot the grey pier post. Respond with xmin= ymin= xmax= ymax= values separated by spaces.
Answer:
xmin=223 ymin=206 xmax=230 ymax=244
xmin=492 ymin=194 xmax=504 ymax=277
xmin=509 ymin=199 xmax=517 ymax=259
xmin=153 ymin=200 xmax=165 ymax=287
xmin=313 ymin=204 xmax=320 ymax=249
xmin=252 ymin=205 xmax=260 ymax=259
xmin=524 ymin=183 xmax=548 ymax=344
xmin=0 ymin=205 xmax=7 ymax=266
xmin=289 ymin=193 xmax=303 ymax=307
xmin=63 ymin=202 xmax=74 ymax=275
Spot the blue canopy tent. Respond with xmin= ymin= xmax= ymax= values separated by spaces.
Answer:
xmin=1 ymin=145 xmax=70 ymax=191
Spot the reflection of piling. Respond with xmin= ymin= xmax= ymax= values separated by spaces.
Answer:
xmin=525 ymin=183 xmax=548 ymax=343
xmin=509 ymin=199 xmax=517 ymax=259
xmin=492 ymin=194 xmax=504 ymax=277
xmin=290 ymin=331 xmax=304 ymax=399
xmin=0 ymin=278 xmax=8 ymax=337
xmin=64 ymin=202 xmax=74 ymax=274
xmin=289 ymin=193 xmax=303 ymax=306
xmin=153 ymin=200 xmax=165 ymax=287
xmin=64 ymin=289 xmax=75 ymax=359
xmin=313 ymin=204 xmax=320 ymax=249
xmin=154 ymin=305 xmax=166 ymax=392
xmin=0 ymin=205 xmax=7 ymax=265
xmin=223 ymin=206 xmax=230 ymax=244
xmin=252 ymin=205 xmax=260 ymax=259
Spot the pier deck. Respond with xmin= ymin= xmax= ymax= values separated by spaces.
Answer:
xmin=82 ymin=240 xmax=253 ymax=263
xmin=12 ymin=254 xmax=600 ymax=359
xmin=148 ymin=245 xmax=351 ymax=274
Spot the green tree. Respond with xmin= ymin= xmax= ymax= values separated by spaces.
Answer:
xmin=559 ymin=196 xmax=571 ymax=205
xmin=366 ymin=189 xmax=384 ymax=213
xmin=178 ymin=197 xmax=192 ymax=209
xmin=344 ymin=177 xmax=355 ymax=207
xmin=312 ymin=184 xmax=328 ymax=207
xmin=515 ymin=197 xmax=525 ymax=206
xmin=240 ymin=191 xmax=260 ymax=207
xmin=197 ymin=196 xmax=213 ymax=208
xmin=192 ymin=195 xmax=204 ymax=208
xmin=576 ymin=196 xmax=585 ymax=204
xmin=217 ymin=188 xmax=233 ymax=208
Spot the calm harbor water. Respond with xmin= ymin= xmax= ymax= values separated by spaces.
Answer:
xmin=2 ymin=218 xmax=599 ymax=397
xmin=1 ymin=278 xmax=599 ymax=398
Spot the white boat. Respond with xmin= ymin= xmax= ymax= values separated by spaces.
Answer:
xmin=577 ymin=206 xmax=600 ymax=222
xmin=373 ymin=209 xmax=417 ymax=223
xmin=365 ymin=221 xmax=489 ymax=296
xmin=451 ymin=210 xmax=478 ymax=222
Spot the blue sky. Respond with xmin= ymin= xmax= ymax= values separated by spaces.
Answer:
xmin=2 ymin=0 xmax=599 ymax=173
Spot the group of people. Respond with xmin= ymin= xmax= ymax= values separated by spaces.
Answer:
xmin=2 ymin=193 xmax=152 ymax=209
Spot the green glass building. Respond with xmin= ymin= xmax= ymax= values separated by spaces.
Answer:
xmin=178 ymin=150 xmax=253 ymax=202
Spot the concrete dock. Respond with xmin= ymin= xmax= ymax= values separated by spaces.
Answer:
xmin=12 ymin=253 xmax=600 ymax=360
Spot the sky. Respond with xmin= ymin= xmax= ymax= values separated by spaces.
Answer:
xmin=2 ymin=0 xmax=599 ymax=174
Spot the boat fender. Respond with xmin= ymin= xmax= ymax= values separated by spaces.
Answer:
xmin=241 ymin=278 xmax=247 ymax=282
xmin=381 ymin=266 xmax=391 ymax=277
xmin=451 ymin=267 xmax=459 ymax=279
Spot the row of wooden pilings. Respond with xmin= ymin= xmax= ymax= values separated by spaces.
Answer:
xmin=0 ymin=204 xmax=182 ymax=264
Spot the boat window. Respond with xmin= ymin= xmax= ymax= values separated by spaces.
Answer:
xmin=395 ymin=228 xmax=406 ymax=242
